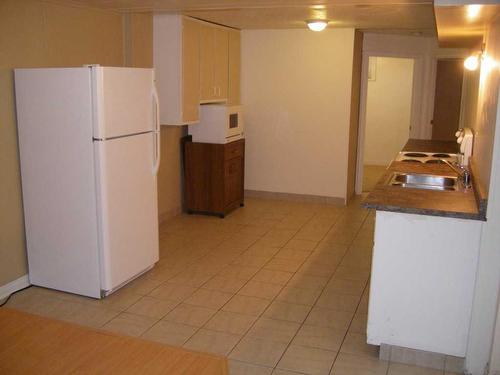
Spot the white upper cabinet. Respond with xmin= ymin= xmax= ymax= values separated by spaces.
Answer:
xmin=154 ymin=15 xmax=241 ymax=124
xmin=199 ymin=22 xmax=229 ymax=103
xmin=154 ymin=14 xmax=200 ymax=125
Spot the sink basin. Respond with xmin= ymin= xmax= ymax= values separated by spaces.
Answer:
xmin=388 ymin=173 xmax=458 ymax=191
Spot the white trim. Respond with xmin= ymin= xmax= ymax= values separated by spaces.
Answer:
xmin=0 ymin=275 xmax=30 ymax=300
xmin=355 ymin=53 xmax=369 ymax=194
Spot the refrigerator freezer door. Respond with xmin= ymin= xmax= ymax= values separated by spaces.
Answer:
xmin=14 ymin=68 xmax=101 ymax=298
xmin=95 ymin=133 xmax=159 ymax=292
xmin=93 ymin=67 xmax=155 ymax=139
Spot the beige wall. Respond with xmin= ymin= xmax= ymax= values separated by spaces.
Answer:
xmin=0 ymin=0 xmax=123 ymax=287
xmin=471 ymin=15 xmax=500 ymax=197
xmin=0 ymin=2 xmax=183 ymax=289
xmin=460 ymin=68 xmax=480 ymax=131
xmin=464 ymin=14 xmax=500 ymax=374
xmin=241 ymin=29 xmax=356 ymax=201
xmin=157 ymin=126 xmax=185 ymax=221
xmin=124 ymin=13 xmax=154 ymax=69
xmin=122 ymin=12 xmax=185 ymax=222
xmin=364 ymin=57 xmax=414 ymax=166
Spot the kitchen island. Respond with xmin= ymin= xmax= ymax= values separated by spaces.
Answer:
xmin=362 ymin=139 xmax=486 ymax=360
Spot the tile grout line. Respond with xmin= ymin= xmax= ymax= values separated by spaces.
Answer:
xmin=222 ymin=211 xmax=320 ymax=363
xmin=327 ymin=211 xmax=375 ymax=375
xmin=141 ymin=206 xmax=366 ymax=346
xmin=329 ymin=280 xmax=371 ymax=375
xmin=171 ymin=205 xmax=368 ymax=369
xmin=279 ymin=214 xmax=371 ymax=374
xmin=178 ymin=237 xmax=270 ymax=347
xmin=161 ymin=208 xmax=304 ymax=349
xmin=260 ymin=209 xmax=361 ymax=373
xmin=110 ymin=230 xmax=233 ymax=338
xmin=222 ymin=208 xmax=348 ymax=364
xmin=141 ymin=222 xmax=273 ymax=347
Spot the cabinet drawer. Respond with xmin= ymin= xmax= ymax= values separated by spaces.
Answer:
xmin=224 ymin=157 xmax=243 ymax=206
xmin=224 ymin=140 xmax=244 ymax=161
xmin=224 ymin=157 xmax=241 ymax=177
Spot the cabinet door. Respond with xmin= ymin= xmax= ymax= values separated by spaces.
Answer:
xmin=199 ymin=23 xmax=215 ymax=102
xmin=227 ymin=29 xmax=241 ymax=105
xmin=182 ymin=17 xmax=200 ymax=123
xmin=214 ymin=27 xmax=229 ymax=100
xmin=224 ymin=156 xmax=243 ymax=206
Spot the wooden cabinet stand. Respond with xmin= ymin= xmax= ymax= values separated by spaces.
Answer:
xmin=184 ymin=139 xmax=245 ymax=218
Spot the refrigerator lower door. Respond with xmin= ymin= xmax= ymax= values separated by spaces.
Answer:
xmin=94 ymin=132 xmax=159 ymax=293
xmin=15 ymin=67 xmax=102 ymax=298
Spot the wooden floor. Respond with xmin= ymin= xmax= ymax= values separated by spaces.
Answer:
xmin=0 ymin=307 xmax=228 ymax=374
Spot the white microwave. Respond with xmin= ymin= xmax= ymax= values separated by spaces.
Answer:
xmin=188 ymin=104 xmax=244 ymax=144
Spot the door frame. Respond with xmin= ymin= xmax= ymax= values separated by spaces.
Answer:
xmin=355 ymin=52 xmax=427 ymax=194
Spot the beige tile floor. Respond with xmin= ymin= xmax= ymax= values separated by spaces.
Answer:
xmin=6 ymin=196 xmax=461 ymax=375
xmin=363 ymin=165 xmax=388 ymax=192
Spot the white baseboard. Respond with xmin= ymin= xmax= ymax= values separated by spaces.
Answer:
xmin=0 ymin=274 xmax=30 ymax=300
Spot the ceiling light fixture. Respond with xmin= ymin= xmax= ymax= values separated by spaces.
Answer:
xmin=463 ymin=43 xmax=498 ymax=72
xmin=464 ymin=54 xmax=480 ymax=71
xmin=307 ymin=20 xmax=328 ymax=32
xmin=466 ymin=4 xmax=482 ymax=20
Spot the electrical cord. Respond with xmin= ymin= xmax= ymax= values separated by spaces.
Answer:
xmin=0 ymin=285 xmax=32 ymax=308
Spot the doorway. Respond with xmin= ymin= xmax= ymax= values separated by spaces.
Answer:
xmin=431 ymin=59 xmax=464 ymax=141
xmin=361 ymin=56 xmax=415 ymax=192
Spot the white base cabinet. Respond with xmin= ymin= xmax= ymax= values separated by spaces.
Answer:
xmin=368 ymin=211 xmax=482 ymax=356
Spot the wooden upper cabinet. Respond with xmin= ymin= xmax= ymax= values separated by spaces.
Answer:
xmin=199 ymin=24 xmax=216 ymax=102
xmin=199 ymin=23 xmax=229 ymax=103
xmin=228 ymin=29 xmax=241 ymax=105
xmin=154 ymin=15 xmax=241 ymax=122
xmin=214 ymin=28 xmax=229 ymax=100
xmin=153 ymin=14 xmax=200 ymax=125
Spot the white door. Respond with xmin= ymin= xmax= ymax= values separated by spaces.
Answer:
xmin=95 ymin=132 xmax=159 ymax=292
xmin=93 ymin=67 xmax=155 ymax=139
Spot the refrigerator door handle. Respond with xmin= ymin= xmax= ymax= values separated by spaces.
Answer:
xmin=152 ymin=85 xmax=161 ymax=175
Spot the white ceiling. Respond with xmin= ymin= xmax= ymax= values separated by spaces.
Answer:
xmin=53 ymin=0 xmax=437 ymax=36
xmin=434 ymin=4 xmax=500 ymax=48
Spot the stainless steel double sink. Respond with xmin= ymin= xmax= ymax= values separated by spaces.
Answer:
xmin=387 ymin=172 xmax=459 ymax=191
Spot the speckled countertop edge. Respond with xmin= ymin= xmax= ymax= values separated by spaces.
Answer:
xmin=362 ymin=201 xmax=485 ymax=221
xmin=361 ymin=140 xmax=486 ymax=222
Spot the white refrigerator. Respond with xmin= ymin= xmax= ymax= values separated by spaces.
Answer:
xmin=15 ymin=66 xmax=161 ymax=298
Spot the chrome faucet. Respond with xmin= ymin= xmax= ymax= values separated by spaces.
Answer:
xmin=440 ymin=159 xmax=471 ymax=188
